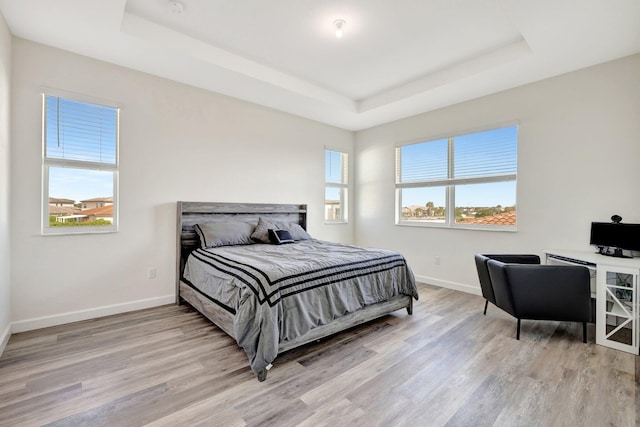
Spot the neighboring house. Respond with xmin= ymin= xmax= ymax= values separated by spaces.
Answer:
xmin=80 ymin=197 xmax=113 ymax=210
xmin=403 ymin=206 xmax=431 ymax=218
xmin=48 ymin=205 xmax=78 ymax=217
xmin=403 ymin=206 xmax=420 ymax=217
xmin=54 ymin=214 xmax=88 ymax=223
xmin=80 ymin=205 xmax=113 ymax=223
xmin=325 ymin=199 xmax=341 ymax=220
xmin=53 ymin=205 xmax=113 ymax=223
xmin=48 ymin=197 xmax=75 ymax=208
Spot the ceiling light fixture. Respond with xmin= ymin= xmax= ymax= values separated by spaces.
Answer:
xmin=334 ymin=19 xmax=346 ymax=39
xmin=167 ymin=1 xmax=185 ymax=15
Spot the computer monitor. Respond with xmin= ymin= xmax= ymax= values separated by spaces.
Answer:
xmin=590 ymin=222 xmax=640 ymax=257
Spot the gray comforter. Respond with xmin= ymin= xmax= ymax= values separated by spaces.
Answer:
xmin=183 ymin=239 xmax=418 ymax=374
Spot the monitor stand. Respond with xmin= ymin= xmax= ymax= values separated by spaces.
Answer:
xmin=597 ymin=246 xmax=633 ymax=258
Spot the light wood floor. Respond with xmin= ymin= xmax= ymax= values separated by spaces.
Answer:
xmin=1 ymin=283 xmax=638 ymax=427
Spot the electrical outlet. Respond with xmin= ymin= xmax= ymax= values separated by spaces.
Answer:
xmin=434 ymin=256 xmax=441 ymax=265
xmin=148 ymin=267 xmax=157 ymax=279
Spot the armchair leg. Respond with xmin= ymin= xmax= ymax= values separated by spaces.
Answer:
xmin=582 ymin=322 xmax=587 ymax=343
xmin=483 ymin=300 xmax=488 ymax=315
xmin=516 ymin=318 xmax=521 ymax=340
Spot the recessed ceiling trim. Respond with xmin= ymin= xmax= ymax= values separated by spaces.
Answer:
xmin=358 ymin=39 xmax=532 ymax=113
xmin=121 ymin=12 xmax=357 ymax=112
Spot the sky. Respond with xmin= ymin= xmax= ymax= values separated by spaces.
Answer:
xmin=49 ymin=167 xmax=113 ymax=203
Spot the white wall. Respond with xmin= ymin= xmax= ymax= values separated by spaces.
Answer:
xmin=354 ymin=54 xmax=640 ymax=294
xmin=10 ymin=38 xmax=354 ymax=330
xmin=0 ymin=11 xmax=11 ymax=350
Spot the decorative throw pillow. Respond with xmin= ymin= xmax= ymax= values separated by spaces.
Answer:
xmin=251 ymin=217 xmax=312 ymax=243
xmin=194 ymin=222 xmax=255 ymax=248
xmin=268 ymin=229 xmax=295 ymax=244
xmin=250 ymin=217 xmax=276 ymax=243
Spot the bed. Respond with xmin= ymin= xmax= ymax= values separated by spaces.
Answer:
xmin=176 ymin=202 xmax=418 ymax=381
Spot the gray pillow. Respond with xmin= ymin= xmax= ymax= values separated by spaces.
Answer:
xmin=194 ymin=222 xmax=255 ymax=248
xmin=287 ymin=222 xmax=312 ymax=241
xmin=251 ymin=217 xmax=311 ymax=243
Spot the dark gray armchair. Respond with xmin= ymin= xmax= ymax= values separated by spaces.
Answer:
xmin=474 ymin=253 xmax=591 ymax=342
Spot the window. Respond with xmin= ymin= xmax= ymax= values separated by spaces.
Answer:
xmin=325 ymin=148 xmax=348 ymax=222
xmin=396 ymin=125 xmax=517 ymax=229
xmin=42 ymin=94 xmax=119 ymax=234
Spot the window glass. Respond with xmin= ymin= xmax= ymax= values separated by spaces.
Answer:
xmin=325 ymin=148 xmax=348 ymax=222
xmin=399 ymin=187 xmax=446 ymax=223
xmin=325 ymin=187 xmax=343 ymax=221
xmin=43 ymin=94 xmax=119 ymax=234
xmin=454 ymin=181 xmax=517 ymax=225
xmin=396 ymin=125 xmax=517 ymax=229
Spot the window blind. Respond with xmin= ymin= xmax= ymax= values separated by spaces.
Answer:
xmin=45 ymin=95 xmax=118 ymax=165
xmin=325 ymin=150 xmax=348 ymax=185
xmin=396 ymin=138 xmax=448 ymax=184
xmin=454 ymin=127 xmax=517 ymax=178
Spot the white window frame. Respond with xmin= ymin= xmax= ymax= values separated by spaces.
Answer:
xmin=324 ymin=147 xmax=349 ymax=224
xmin=395 ymin=124 xmax=518 ymax=231
xmin=41 ymin=91 xmax=120 ymax=235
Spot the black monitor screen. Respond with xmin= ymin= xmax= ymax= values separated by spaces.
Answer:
xmin=590 ymin=222 xmax=640 ymax=252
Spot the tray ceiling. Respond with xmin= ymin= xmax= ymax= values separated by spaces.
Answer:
xmin=1 ymin=0 xmax=639 ymax=130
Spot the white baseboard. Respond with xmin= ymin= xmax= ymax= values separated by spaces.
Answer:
xmin=11 ymin=294 xmax=175 ymax=334
xmin=2 ymin=279 xmax=477 ymax=352
xmin=415 ymin=274 xmax=482 ymax=296
xmin=0 ymin=322 xmax=10 ymax=357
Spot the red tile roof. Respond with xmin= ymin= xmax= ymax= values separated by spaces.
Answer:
xmin=462 ymin=210 xmax=516 ymax=226
xmin=80 ymin=197 xmax=113 ymax=203
xmin=81 ymin=205 xmax=113 ymax=216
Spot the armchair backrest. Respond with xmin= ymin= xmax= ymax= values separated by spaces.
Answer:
xmin=487 ymin=259 xmax=591 ymax=322
xmin=474 ymin=254 xmax=496 ymax=304
xmin=474 ymin=254 xmax=540 ymax=305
